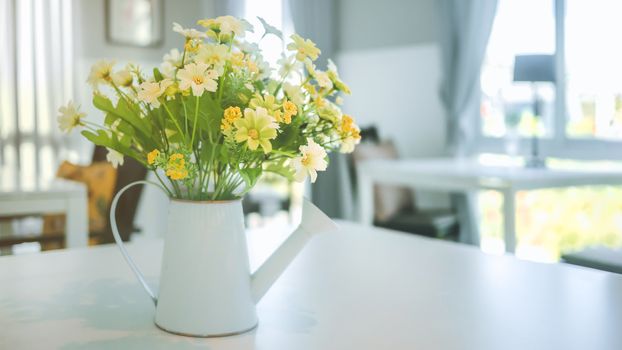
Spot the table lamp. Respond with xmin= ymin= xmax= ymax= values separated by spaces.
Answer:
xmin=512 ymin=54 xmax=555 ymax=168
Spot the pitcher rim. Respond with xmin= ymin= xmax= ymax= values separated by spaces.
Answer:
xmin=169 ymin=197 xmax=242 ymax=204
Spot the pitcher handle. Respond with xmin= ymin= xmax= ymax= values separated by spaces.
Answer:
xmin=110 ymin=180 xmax=168 ymax=306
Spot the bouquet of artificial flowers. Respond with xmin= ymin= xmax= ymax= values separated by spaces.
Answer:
xmin=58 ymin=16 xmax=360 ymax=200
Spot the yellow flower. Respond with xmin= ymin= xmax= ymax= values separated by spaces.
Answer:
xmin=246 ymin=58 xmax=259 ymax=74
xmin=221 ymin=106 xmax=242 ymax=135
xmin=167 ymin=168 xmax=188 ymax=180
xmin=197 ymin=18 xmax=218 ymax=29
xmin=327 ymin=59 xmax=351 ymax=94
xmin=172 ymin=22 xmax=207 ymax=39
xmin=225 ymin=106 xmax=242 ymax=120
xmin=163 ymin=82 xmax=179 ymax=97
xmin=304 ymin=83 xmax=318 ymax=99
xmin=315 ymin=96 xmax=326 ymax=108
xmin=177 ymin=62 xmax=219 ymax=96
xmin=215 ymin=16 xmax=249 ymax=37
xmin=282 ymin=100 xmax=297 ymax=124
xmin=339 ymin=115 xmax=361 ymax=153
xmin=230 ymin=52 xmax=245 ymax=68
xmin=137 ymin=80 xmax=172 ymax=108
xmin=287 ymin=34 xmax=321 ymax=61
xmin=111 ymin=69 xmax=133 ymax=87
xmin=249 ymin=94 xmax=279 ymax=112
xmin=221 ymin=121 xmax=233 ymax=134
xmin=352 ymin=128 xmax=361 ymax=139
xmin=57 ymin=101 xmax=86 ymax=133
xmin=314 ymin=70 xmax=333 ymax=90
xmin=147 ymin=149 xmax=160 ymax=165
xmin=273 ymin=109 xmax=283 ymax=123
xmin=166 ymin=153 xmax=188 ymax=180
xmin=277 ymin=55 xmax=302 ymax=78
xmin=159 ymin=49 xmax=182 ymax=78
xmin=284 ymin=83 xmax=305 ymax=105
xmin=169 ymin=153 xmax=185 ymax=164
xmin=291 ymin=138 xmax=328 ymax=183
xmin=184 ymin=40 xmax=201 ymax=53
xmin=340 ymin=134 xmax=360 ymax=153
xmin=340 ymin=114 xmax=355 ymax=133
xmin=234 ymin=107 xmax=278 ymax=153
xmin=87 ymin=60 xmax=115 ymax=89
xmin=316 ymin=101 xmax=341 ymax=123
xmin=196 ymin=44 xmax=229 ymax=74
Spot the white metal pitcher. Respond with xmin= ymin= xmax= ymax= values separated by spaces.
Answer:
xmin=109 ymin=180 xmax=337 ymax=337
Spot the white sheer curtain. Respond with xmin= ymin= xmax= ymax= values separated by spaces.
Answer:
xmin=0 ymin=0 xmax=73 ymax=190
xmin=439 ymin=0 xmax=498 ymax=244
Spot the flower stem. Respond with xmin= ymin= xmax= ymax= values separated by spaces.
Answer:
xmin=153 ymin=170 xmax=174 ymax=197
xmin=191 ymin=96 xmax=200 ymax=146
xmin=161 ymin=100 xmax=185 ymax=140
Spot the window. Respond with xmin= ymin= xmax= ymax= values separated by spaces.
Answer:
xmin=479 ymin=0 xmax=622 ymax=157
xmin=244 ymin=0 xmax=286 ymax=70
xmin=565 ymin=0 xmax=622 ymax=140
xmin=478 ymin=1 xmax=622 ymax=260
xmin=481 ymin=0 xmax=556 ymax=139
xmin=0 ymin=0 xmax=73 ymax=190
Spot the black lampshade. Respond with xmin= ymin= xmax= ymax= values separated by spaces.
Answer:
xmin=513 ymin=55 xmax=555 ymax=83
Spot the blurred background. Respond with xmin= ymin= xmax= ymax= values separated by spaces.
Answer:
xmin=1 ymin=0 xmax=622 ymax=272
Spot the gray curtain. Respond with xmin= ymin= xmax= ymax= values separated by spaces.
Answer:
xmin=288 ymin=0 xmax=346 ymax=218
xmin=214 ymin=0 xmax=245 ymax=17
xmin=288 ymin=0 xmax=336 ymax=67
xmin=439 ymin=0 xmax=498 ymax=244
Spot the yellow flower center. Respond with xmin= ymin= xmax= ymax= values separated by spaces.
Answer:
xmin=184 ymin=41 xmax=199 ymax=53
xmin=248 ymin=129 xmax=259 ymax=140
xmin=193 ymin=76 xmax=205 ymax=85
xmin=301 ymin=155 xmax=311 ymax=166
xmin=71 ymin=115 xmax=82 ymax=127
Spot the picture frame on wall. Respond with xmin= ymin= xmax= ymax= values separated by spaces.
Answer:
xmin=106 ymin=0 xmax=164 ymax=47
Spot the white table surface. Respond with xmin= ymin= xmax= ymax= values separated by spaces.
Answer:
xmin=0 ymin=178 xmax=88 ymax=248
xmin=357 ymin=157 xmax=622 ymax=252
xmin=1 ymin=221 xmax=621 ymax=349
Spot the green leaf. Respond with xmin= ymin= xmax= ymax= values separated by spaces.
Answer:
xmin=272 ymin=123 xmax=303 ymax=151
xmin=239 ymin=167 xmax=262 ymax=193
xmin=153 ymin=68 xmax=164 ymax=82
xmin=92 ymin=94 xmax=156 ymax=150
xmin=263 ymin=160 xmax=294 ymax=181
xmin=185 ymin=93 xmax=223 ymax=142
xmin=81 ymin=130 xmax=146 ymax=165
xmin=218 ymin=144 xmax=230 ymax=163
xmin=104 ymin=114 xmax=135 ymax=137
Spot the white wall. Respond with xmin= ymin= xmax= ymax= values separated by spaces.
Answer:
xmin=335 ymin=0 xmax=450 ymax=209
xmin=337 ymin=45 xmax=446 ymax=158
xmin=337 ymin=44 xmax=450 ymax=208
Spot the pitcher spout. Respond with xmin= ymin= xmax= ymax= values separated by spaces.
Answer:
xmin=250 ymin=198 xmax=337 ymax=303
